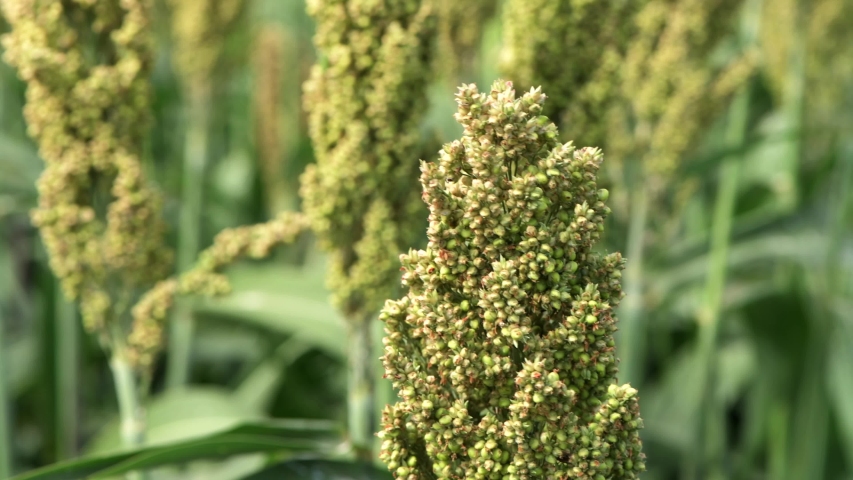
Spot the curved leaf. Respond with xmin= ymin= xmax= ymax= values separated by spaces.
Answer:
xmin=13 ymin=419 xmax=340 ymax=480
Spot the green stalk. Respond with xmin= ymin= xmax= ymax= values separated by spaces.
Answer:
xmin=691 ymin=79 xmax=751 ymax=480
xmin=617 ymin=162 xmax=649 ymax=388
xmin=54 ymin=292 xmax=78 ymax=460
xmin=348 ymin=314 xmax=375 ymax=461
xmin=109 ymin=348 xmax=147 ymax=480
xmin=109 ymin=329 xmax=151 ymax=480
xmin=166 ymin=85 xmax=211 ymax=389
xmin=110 ymin=355 xmax=145 ymax=448
xmin=692 ymin=3 xmax=761 ymax=477
xmin=777 ymin=1 xmax=832 ymax=478
xmin=0 ymin=306 xmax=12 ymax=479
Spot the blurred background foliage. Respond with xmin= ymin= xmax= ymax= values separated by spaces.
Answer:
xmin=0 ymin=0 xmax=851 ymax=479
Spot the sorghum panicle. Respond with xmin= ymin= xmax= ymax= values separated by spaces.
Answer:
xmin=1 ymin=0 xmax=172 ymax=334
xmin=300 ymin=0 xmax=436 ymax=319
xmin=761 ymin=0 xmax=853 ymax=128
xmin=500 ymin=0 xmax=641 ymax=148
xmin=614 ymin=0 xmax=756 ymax=181
xmin=253 ymin=24 xmax=295 ymax=213
xmin=378 ymin=80 xmax=644 ymax=480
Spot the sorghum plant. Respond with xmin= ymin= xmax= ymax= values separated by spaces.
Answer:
xmin=609 ymin=0 xmax=757 ymax=387
xmin=1 ymin=0 xmax=309 ymax=451
xmin=1 ymin=0 xmax=170 ymax=346
xmin=761 ymin=0 xmax=853 ymax=155
xmin=1 ymin=0 xmax=169 ymax=450
xmin=300 ymin=0 xmax=436 ymax=457
xmin=378 ymin=80 xmax=645 ymax=480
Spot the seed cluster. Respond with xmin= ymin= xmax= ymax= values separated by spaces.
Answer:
xmin=128 ymin=212 xmax=308 ymax=369
xmin=1 ymin=0 xmax=172 ymax=335
xmin=300 ymin=0 xmax=436 ymax=319
xmin=378 ymin=80 xmax=644 ymax=479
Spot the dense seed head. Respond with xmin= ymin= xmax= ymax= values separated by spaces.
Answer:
xmin=378 ymin=80 xmax=644 ymax=479
xmin=300 ymin=0 xmax=436 ymax=320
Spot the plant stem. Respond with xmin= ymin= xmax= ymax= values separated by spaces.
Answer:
xmin=692 ymin=2 xmax=763 ymax=476
xmin=109 ymin=351 xmax=147 ymax=480
xmin=0 ymin=307 xmax=12 ymax=479
xmin=54 ymin=292 xmax=78 ymax=460
xmin=166 ymin=84 xmax=211 ymax=389
xmin=110 ymin=354 xmax=145 ymax=448
xmin=617 ymin=163 xmax=648 ymax=388
xmin=348 ymin=313 xmax=375 ymax=461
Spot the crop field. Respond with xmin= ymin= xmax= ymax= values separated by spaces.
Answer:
xmin=0 ymin=0 xmax=850 ymax=479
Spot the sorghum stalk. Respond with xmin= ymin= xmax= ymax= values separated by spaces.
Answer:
xmin=378 ymin=80 xmax=645 ymax=480
xmin=1 ymin=0 xmax=170 ymax=457
xmin=165 ymin=0 xmax=246 ymax=388
xmin=0 ymin=306 xmax=11 ymax=478
xmin=300 ymin=0 xmax=436 ymax=459
xmin=54 ymin=294 xmax=78 ymax=459
xmin=693 ymin=3 xmax=763 ymax=477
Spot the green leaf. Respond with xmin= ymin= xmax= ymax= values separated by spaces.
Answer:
xmin=87 ymin=387 xmax=264 ymax=455
xmin=828 ymin=321 xmax=853 ymax=464
xmin=194 ymin=265 xmax=346 ymax=358
xmin=0 ymin=132 xmax=42 ymax=217
xmin=234 ymin=337 xmax=313 ymax=412
xmin=240 ymin=459 xmax=393 ymax=480
xmin=640 ymin=347 xmax=705 ymax=451
xmin=13 ymin=419 xmax=340 ymax=480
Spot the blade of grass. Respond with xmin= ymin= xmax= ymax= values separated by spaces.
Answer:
xmin=692 ymin=82 xmax=751 ymax=480
xmin=167 ymin=87 xmax=212 ymax=389
xmin=826 ymin=138 xmax=853 ymax=466
xmin=616 ymin=161 xmax=648 ymax=387
xmin=692 ymin=2 xmax=763 ymax=474
xmin=781 ymin=0 xmax=832 ymax=477
xmin=234 ymin=337 xmax=312 ymax=413
xmin=13 ymin=419 xmax=339 ymax=480
xmin=54 ymin=291 xmax=78 ymax=460
xmin=0 ymin=303 xmax=13 ymax=479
